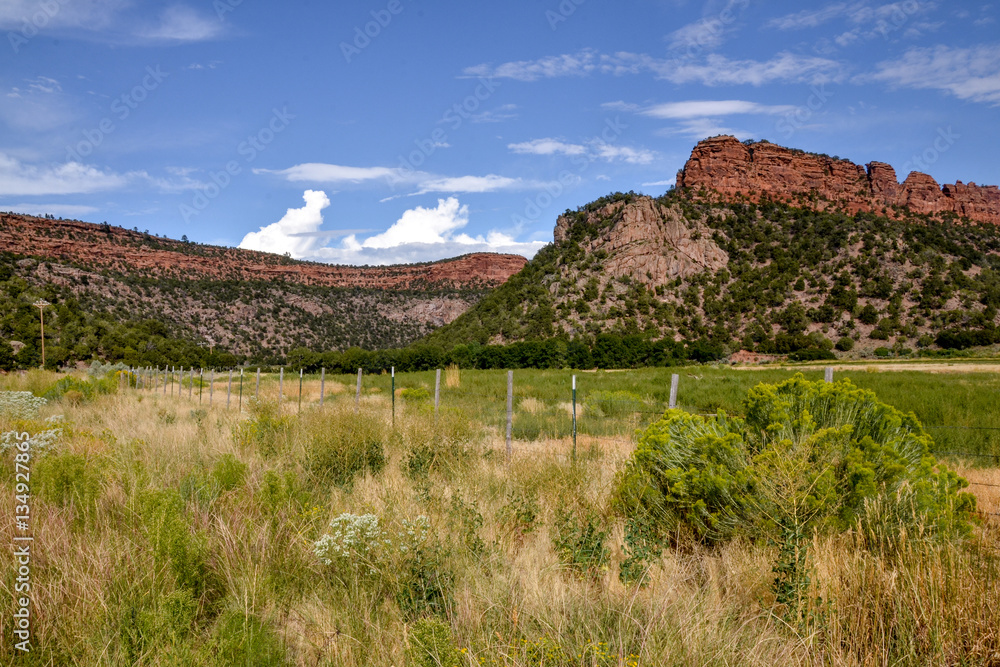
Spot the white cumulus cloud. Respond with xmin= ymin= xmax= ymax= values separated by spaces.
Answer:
xmin=239 ymin=190 xmax=331 ymax=257
xmin=239 ymin=191 xmax=545 ymax=266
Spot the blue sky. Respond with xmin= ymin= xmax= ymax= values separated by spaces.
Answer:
xmin=1 ymin=0 xmax=998 ymax=265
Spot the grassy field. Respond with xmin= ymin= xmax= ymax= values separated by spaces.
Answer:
xmin=1 ymin=367 xmax=998 ymax=665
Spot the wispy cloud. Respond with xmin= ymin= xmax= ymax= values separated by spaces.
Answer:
xmin=239 ymin=191 xmax=545 ymax=265
xmin=766 ymin=3 xmax=858 ymax=29
xmin=508 ymin=137 xmax=654 ymax=164
xmin=0 ymin=153 xmax=128 ymax=196
xmin=867 ymin=44 xmax=1000 ymax=104
xmin=638 ymin=100 xmax=798 ymax=119
xmin=508 ymin=139 xmax=588 ymax=156
xmin=0 ymin=203 xmax=99 ymax=218
xmin=465 ymin=50 xmax=844 ymax=86
xmin=139 ymin=5 xmax=223 ymax=41
xmin=462 ymin=51 xmax=597 ymax=81
xmin=257 ymin=163 xmax=551 ymax=196
xmin=0 ymin=1 xmax=221 ymax=44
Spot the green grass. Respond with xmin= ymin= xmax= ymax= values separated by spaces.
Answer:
xmin=245 ymin=364 xmax=1000 ymax=463
xmin=0 ymin=368 xmax=998 ymax=665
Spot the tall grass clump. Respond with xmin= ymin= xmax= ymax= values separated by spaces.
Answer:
xmin=299 ymin=405 xmax=387 ymax=487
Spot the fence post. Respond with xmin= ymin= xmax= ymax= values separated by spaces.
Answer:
xmin=391 ymin=367 xmax=395 ymax=427
xmin=669 ymin=374 xmax=679 ymax=409
xmin=256 ymin=368 xmax=260 ymax=399
xmin=572 ymin=374 xmax=577 ymax=464
xmin=824 ymin=367 xmax=834 ymax=383
xmin=279 ymin=367 xmax=284 ymax=403
xmin=320 ymin=367 xmax=325 ymax=407
xmin=199 ymin=369 xmax=204 ymax=404
xmin=298 ymin=368 xmax=303 ymax=414
xmin=227 ymin=369 xmax=233 ymax=409
xmin=434 ymin=368 xmax=441 ymax=415
xmin=506 ymin=370 xmax=513 ymax=461
xmin=163 ymin=367 xmax=167 ymax=396
xmin=189 ymin=368 xmax=194 ymax=398
xmin=355 ymin=368 xmax=362 ymax=413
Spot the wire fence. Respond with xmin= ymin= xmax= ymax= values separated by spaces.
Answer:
xmin=118 ymin=364 xmax=1000 ymax=519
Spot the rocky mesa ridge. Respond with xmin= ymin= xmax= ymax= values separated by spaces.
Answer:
xmin=554 ymin=196 xmax=729 ymax=286
xmin=0 ymin=213 xmax=527 ymax=289
xmin=676 ymin=135 xmax=1000 ymax=225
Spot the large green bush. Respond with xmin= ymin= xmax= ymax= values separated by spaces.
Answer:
xmin=614 ymin=375 xmax=975 ymax=547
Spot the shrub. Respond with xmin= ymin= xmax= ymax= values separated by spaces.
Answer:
xmin=874 ymin=346 xmax=890 ymax=358
xmin=835 ymin=336 xmax=855 ymax=351
xmin=34 ymin=450 xmax=103 ymax=513
xmin=551 ymin=507 xmax=609 ymax=578
xmin=400 ymin=386 xmax=431 ymax=401
xmin=232 ymin=398 xmax=289 ymax=457
xmin=0 ymin=391 xmax=47 ymax=419
xmin=302 ymin=408 xmax=386 ymax=487
xmin=788 ymin=348 xmax=836 ymax=361
xmin=407 ymin=618 xmax=459 ymax=667
xmin=614 ymin=375 xmax=975 ymax=547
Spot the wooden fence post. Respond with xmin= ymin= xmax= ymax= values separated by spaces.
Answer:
xmin=572 ymin=374 xmax=577 ymax=463
xmin=355 ymin=368 xmax=362 ymax=412
xmin=506 ymin=371 xmax=513 ymax=460
xmin=669 ymin=374 xmax=679 ymax=409
xmin=199 ymin=369 xmax=204 ymax=404
xmin=434 ymin=368 xmax=441 ymax=415
xmin=825 ymin=367 xmax=834 ymax=383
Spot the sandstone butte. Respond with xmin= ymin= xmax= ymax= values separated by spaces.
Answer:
xmin=675 ymin=135 xmax=1000 ymax=225
xmin=0 ymin=213 xmax=527 ymax=290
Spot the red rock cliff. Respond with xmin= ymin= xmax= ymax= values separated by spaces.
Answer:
xmin=676 ymin=135 xmax=1000 ymax=224
xmin=0 ymin=214 xmax=527 ymax=289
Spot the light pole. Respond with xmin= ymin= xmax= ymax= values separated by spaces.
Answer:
xmin=32 ymin=300 xmax=50 ymax=369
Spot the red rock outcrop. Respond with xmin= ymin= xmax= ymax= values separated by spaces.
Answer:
xmin=0 ymin=214 xmax=526 ymax=289
xmin=554 ymin=197 xmax=728 ymax=286
xmin=676 ymin=135 xmax=1000 ymax=224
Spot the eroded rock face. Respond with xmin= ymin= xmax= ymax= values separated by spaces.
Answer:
xmin=554 ymin=197 xmax=728 ymax=286
xmin=0 ymin=214 xmax=527 ymax=290
xmin=676 ymin=135 xmax=1000 ymax=224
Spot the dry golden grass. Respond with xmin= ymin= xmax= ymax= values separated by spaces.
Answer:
xmin=0 ymin=377 xmax=998 ymax=665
